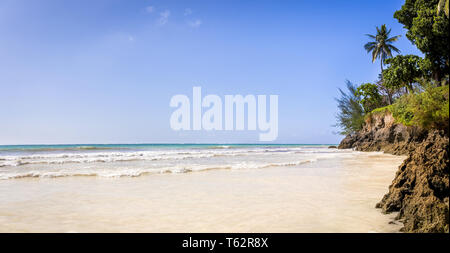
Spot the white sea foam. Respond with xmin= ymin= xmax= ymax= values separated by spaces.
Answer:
xmin=0 ymin=148 xmax=406 ymax=233
xmin=0 ymin=146 xmax=354 ymax=179
xmin=0 ymin=158 xmax=322 ymax=179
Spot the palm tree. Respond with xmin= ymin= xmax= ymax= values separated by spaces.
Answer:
xmin=364 ymin=24 xmax=401 ymax=75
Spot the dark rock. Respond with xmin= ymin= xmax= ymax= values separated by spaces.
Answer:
xmin=328 ymin=145 xmax=337 ymax=149
xmin=339 ymin=112 xmax=449 ymax=233
xmin=376 ymin=130 xmax=449 ymax=233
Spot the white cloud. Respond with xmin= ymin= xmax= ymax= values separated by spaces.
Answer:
xmin=184 ymin=8 xmax=192 ymax=16
xmin=146 ymin=6 xmax=154 ymax=13
xmin=158 ymin=10 xmax=170 ymax=25
xmin=188 ymin=19 xmax=202 ymax=28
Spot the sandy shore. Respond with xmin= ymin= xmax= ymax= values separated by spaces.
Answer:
xmin=0 ymin=151 xmax=405 ymax=232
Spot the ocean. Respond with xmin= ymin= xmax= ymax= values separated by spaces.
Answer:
xmin=0 ymin=144 xmax=342 ymax=179
xmin=0 ymin=144 xmax=406 ymax=232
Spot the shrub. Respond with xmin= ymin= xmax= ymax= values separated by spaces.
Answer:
xmin=390 ymin=85 xmax=449 ymax=130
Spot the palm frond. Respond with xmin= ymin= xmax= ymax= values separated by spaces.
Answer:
xmin=372 ymin=48 xmax=378 ymax=62
xmin=386 ymin=35 xmax=401 ymax=42
xmin=364 ymin=42 xmax=376 ymax=52
xmin=388 ymin=44 xmax=401 ymax=54
xmin=437 ymin=0 xmax=449 ymax=17
xmin=363 ymin=24 xmax=401 ymax=69
xmin=383 ymin=46 xmax=393 ymax=58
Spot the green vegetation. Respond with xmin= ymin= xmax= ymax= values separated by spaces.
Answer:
xmin=383 ymin=55 xmax=424 ymax=93
xmin=391 ymin=85 xmax=449 ymax=130
xmin=437 ymin=0 xmax=449 ymax=17
xmin=336 ymin=0 xmax=449 ymax=135
xmin=365 ymin=105 xmax=393 ymax=119
xmin=335 ymin=81 xmax=365 ymax=135
xmin=394 ymin=0 xmax=449 ymax=82
xmin=355 ymin=83 xmax=385 ymax=113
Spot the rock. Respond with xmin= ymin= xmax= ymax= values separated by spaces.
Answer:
xmin=328 ymin=145 xmax=337 ymax=149
xmin=337 ymin=134 xmax=357 ymax=149
xmin=338 ymin=112 xmax=428 ymax=155
xmin=376 ymin=130 xmax=449 ymax=233
xmin=339 ymin=111 xmax=449 ymax=233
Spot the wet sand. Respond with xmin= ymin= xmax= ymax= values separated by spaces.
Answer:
xmin=0 ymin=152 xmax=405 ymax=232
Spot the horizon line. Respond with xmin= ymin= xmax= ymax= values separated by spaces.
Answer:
xmin=0 ymin=143 xmax=338 ymax=146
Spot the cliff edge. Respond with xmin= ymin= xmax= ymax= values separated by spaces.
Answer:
xmin=338 ymin=112 xmax=449 ymax=233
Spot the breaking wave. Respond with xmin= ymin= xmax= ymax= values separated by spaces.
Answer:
xmin=0 ymin=145 xmax=354 ymax=180
xmin=0 ymin=159 xmax=318 ymax=179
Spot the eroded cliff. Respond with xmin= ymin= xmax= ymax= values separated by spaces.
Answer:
xmin=338 ymin=112 xmax=449 ymax=233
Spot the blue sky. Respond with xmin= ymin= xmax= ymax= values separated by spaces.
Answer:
xmin=0 ymin=0 xmax=421 ymax=144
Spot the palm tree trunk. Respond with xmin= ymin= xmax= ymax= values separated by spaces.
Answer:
xmin=380 ymin=58 xmax=384 ymax=80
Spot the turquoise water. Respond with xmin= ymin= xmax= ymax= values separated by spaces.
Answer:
xmin=0 ymin=143 xmax=341 ymax=179
xmin=0 ymin=143 xmax=335 ymax=154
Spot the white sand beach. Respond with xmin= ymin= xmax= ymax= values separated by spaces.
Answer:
xmin=0 ymin=145 xmax=405 ymax=232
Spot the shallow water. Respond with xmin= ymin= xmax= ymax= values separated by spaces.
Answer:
xmin=0 ymin=145 xmax=405 ymax=232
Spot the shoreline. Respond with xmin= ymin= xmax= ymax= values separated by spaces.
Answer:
xmin=0 ymin=149 xmax=405 ymax=232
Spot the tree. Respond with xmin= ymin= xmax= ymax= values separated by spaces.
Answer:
xmin=364 ymin=24 xmax=401 ymax=75
xmin=335 ymin=81 xmax=365 ymax=135
xmin=374 ymin=77 xmax=399 ymax=105
xmin=394 ymin=0 xmax=449 ymax=82
xmin=382 ymin=55 xmax=423 ymax=93
xmin=355 ymin=83 xmax=384 ymax=113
